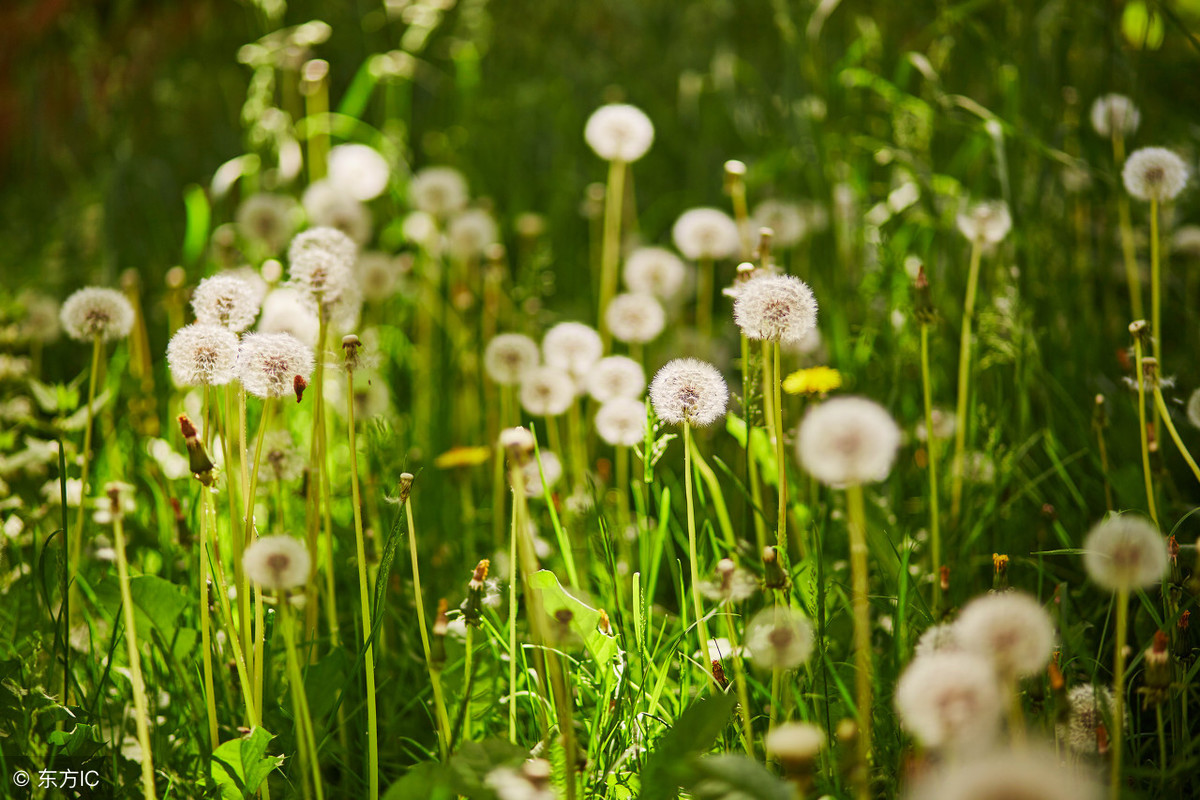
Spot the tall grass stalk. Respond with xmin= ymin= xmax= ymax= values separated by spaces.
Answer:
xmin=67 ymin=335 xmax=104 ymax=627
xmin=766 ymin=341 xmax=788 ymax=559
xmin=845 ymin=483 xmax=872 ymax=800
xmin=598 ymin=158 xmax=627 ymax=348
xmin=1112 ymin=131 xmax=1144 ymax=321
xmin=919 ymin=323 xmax=942 ymax=614
xmin=950 ymin=239 xmax=982 ymax=522
xmin=198 ymin=485 xmax=219 ymax=749
xmin=1130 ymin=326 xmax=1159 ymax=526
xmin=741 ymin=334 xmax=768 ymax=552
xmin=721 ymin=605 xmax=755 ymax=755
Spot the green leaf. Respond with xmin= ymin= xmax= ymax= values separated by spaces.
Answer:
xmin=446 ymin=738 xmax=528 ymax=795
xmin=129 ymin=575 xmax=190 ymax=643
xmin=304 ymin=648 xmax=350 ymax=722
xmin=49 ymin=722 xmax=104 ymax=758
xmin=59 ymin=389 xmax=111 ymax=432
xmin=639 ymin=694 xmax=737 ymax=800
xmin=209 ymin=727 xmax=282 ymax=799
xmin=530 ymin=570 xmax=618 ymax=664
xmin=685 ymin=754 xmax=792 ymax=800
xmin=381 ymin=762 xmax=456 ymax=800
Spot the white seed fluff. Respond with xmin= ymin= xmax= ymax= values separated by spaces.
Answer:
xmin=605 ymin=293 xmax=666 ymax=344
xmin=1188 ymin=388 xmax=1200 ymax=429
xmin=595 ymin=397 xmax=647 ymax=447
xmin=733 ymin=274 xmax=818 ymax=344
xmin=586 ymin=356 xmax=645 ymax=403
xmin=356 ymin=251 xmax=403 ymax=298
xmin=672 ymin=207 xmax=742 ymax=261
xmin=287 ymin=226 xmax=360 ymax=318
xmin=744 ymin=605 xmax=815 ymax=670
xmin=237 ymin=331 xmax=316 ymax=399
xmin=327 ymin=143 xmax=390 ymax=201
xmin=1123 ymin=147 xmax=1189 ymax=203
xmin=955 ymin=200 xmax=1012 ymax=245
xmin=301 ymin=180 xmax=373 ymax=245
xmin=765 ymin=722 xmax=825 ymax=762
xmin=447 ymin=209 xmax=499 ymax=262
xmin=523 ymin=451 xmax=562 ymax=499
xmin=914 ymin=623 xmax=962 ymax=658
xmin=1082 ymin=514 xmax=1167 ymax=592
xmin=243 ymin=534 xmax=311 ymax=591
xmin=909 ymin=748 xmax=1100 ymax=800
xmin=519 ymin=366 xmax=576 ymax=417
xmin=649 ymin=358 xmax=728 ymax=427
xmin=1056 ymin=684 xmax=1117 ymax=755
xmin=193 ymin=273 xmax=262 ymax=332
xmin=236 ymin=193 xmax=301 ymax=253
xmin=895 ymin=651 xmax=1003 ymax=752
xmin=753 ymin=199 xmax=808 ymax=248
xmin=409 ymin=166 xmax=469 ymax=218
xmin=542 ymin=322 xmax=603 ymax=378
xmin=1089 ymin=94 xmax=1140 ymax=139
xmin=954 ymin=592 xmax=1055 ymax=679
xmin=624 ymin=247 xmax=688 ymax=300
xmin=584 ymin=103 xmax=655 ymax=163
xmin=485 ymin=334 xmax=541 ymax=386
xmin=60 ymin=287 xmax=135 ymax=342
xmin=258 ymin=287 xmax=320 ymax=347
xmin=796 ymin=396 xmax=901 ymax=488
xmin=166 ymin=324 xmax=240 ymax=387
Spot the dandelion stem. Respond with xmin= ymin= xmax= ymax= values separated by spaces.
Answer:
xmin=770 ymin=342 xmax=788 ymax=561
xmin=951 ymin=239 xmax=982 ymax=522
xmin=741 ymin=335 xmax=768 ymax=553
xmin=845 ymin=482 xmax=872 ymax=800
xmin=507 ymin=480 xmax=519 ymax=743
xmin=204 ymin=490 xmax=259 ymax=728
xmin=238 ymin=386 xmax=254 ymax=664
xmin=919 ymin=323 xmax=942 ymax=614
xmin=1153 ymin=387 xmax=1200 ymax=487
xmin=684 ymin=421 xmax=716 ymax=689
xmin=281 ymin=600 xmax=324 ymax=800
xmin=1111 ymin=588 xmax=1129 ymax=800
xmin=346 ymin=370 xmax=380 ymax=797
xmin=1132 ymin=335 xmax=1160 ymax=526
xmin=113 ymin=508 xmax=158 ymax=799
xmin=599 ymin=158 xmax=627 ymax=348
xmin=199 ymin=487 xmax=219 ymax=750
xmin=67 ymin=335 xmax=104 ymax=628
xmin=721 ymin=605 xmax=755 ymax=756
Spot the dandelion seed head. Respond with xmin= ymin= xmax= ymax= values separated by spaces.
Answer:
xmin=648 ymin=358 xmax=728 ymax=427
xmin=765 ymin=722 xmax=825 ymax=763
xmin=259 ymin=430 xmax=305 ymax=483
xmin=519 ymin=366 xmax=576 ymax=417
xmin=956 ymin=200 xmax=1012 ymax=245
xmin=327 ymin=142 xmax=390 ymax=201
xmin=914 ymin=623 xmax=962 ymax=658
xmin=1089 ymin=94 xmax=1140 ymax=138
xmin=356 ymin=251 xmax=403 ymax=298
xmin=954 ymin=591 xmax=1055 ymax=678
xmin=744 ymin=605 xmax=815 ymax=670
xmin=166 ymin=324 xmax=239 ymax=387
xmin=1057 ymin=684 xmax=1116 ymax=755
xmin=409 ymin=166 xmax=469 ymax=218
xmin=237 ymin=331 xmax=315 ymax=399
xmin=699 ymin=559 xmax=759 ymax=603
xmin=499 ymin=426 xmax=536 ymax=457
xmin=1123 ymin=147 xmax=1189 ymax=203
xmin=733 ymin=274 xmax=818 ymax=344
xmin=60 ymin=287 xmax=135 ymax=342
xmin=258 ymin=287 xmax=320 ymax=347
xmin=586 ymin=356 xmax=645 ymax=403
xmin=796 ymin=396 xmax=901 ymax=487
xmin=909 ymin=748 xmax=1100 ymax=800
xmin=584 ymin=103 xmax=654 ymax=163
xmin=1082 ymin=514 xmax=1167 ymax=592
xmin=895 ymin=651 xmax=1003 ymax=752
xmin=236 ymin=193 xmax=301 ymax=253
xmin=447 ymin=209 xmax=499 ymax=261
xmin=287 ymin=227 xmax=359 ymax=310
xmin=672 ymin=207 xmax=741 ymax=261
xmin=1187 ymin=388 xmax=1200 ymax=429
xmin=753 ymin=199 xmax=807 ymax=248
xmin=624 ymin=247 xmax=688 ymax=300
xmin=301 ymin=180 xmax=373 ymax=244
xmin=402 ymin=210 xmax=441 ymax=250
xmin=18 ymin=291 xmax=61 ymax=343
xmin=595 ymin=397 xmax=647 ymax=447
xmin=193 ymin=274 xmax=262 ymax=332
xmin=542 ymin=322 xmax=603 ymax=378
xmin=523 ymin=451 xmax=562 ymax=498
xmin=605 ymin=293 xmax=666 ymax=344
xmin=243 ymin=534 xmax=311 ymax=591
xmin=485 ymin=333 xmax=541 ymax=386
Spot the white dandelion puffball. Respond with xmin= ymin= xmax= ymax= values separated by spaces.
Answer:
xmin=485 ymin=333 xmax=541 ymax=386
xmin=765 ymin=722 xmax=825 ymax=763
xmin=409 ymin=166 xmax=469 ymax=218
xmin=753 ymin=199 xmax=807 ymax=248
xmin=1123 ymin=147 xmax=1189 ymax=203
xmin=402 ymin=210 xmax=441 ymax=250
xmin=909 ymin=748 xmax=1100 ymax=800
xmin=327 ymin=143 xmax=390 ymax=201
xmin=595 ymin=397 xmax=646 ymax=447
xmin=744 ymin=606 xmax=815 ymax=670
xmin=649 ymin=358 xmax=728 ymax=427
xmin=499 ymin=426 xmax=536 ymax=456
xmin=586 ymin=356 xmax=645 ymax=402
xmin=193 ymin=273 xmax=262 ymax=332
xmin=237 ymin=332 xmax=315 ymax=399
xmin=523 ymin=451 xmax=562 ymax=498
xmin=1089 ymin=94 xmax=1140 ymax=139
xmin=258 ymin=287 xmax=319 ymax=347
xmin=914 ymin=623 xmax=962 ymax=658
xmin=542 ymin=322 xmax=603 ymax=378
xmin=236 ymin=193 xmax=301 ymax=253
xmin=895 ymin=651 xmax=1003 ymax=752
xmin=18 ymin=291 xmax=61 ymax=343
xmin=955 ymin=200 xmax=1012 ymax=245
xmin=259 ymin=430 xmax=306 ymax=483
xmin=60 ymin=287 xmax=134 ymax=342
xmin=672 ymin=207 xmax=741 ymax=261
xmin=287 ymin=226 xmax=359 ymax=312
xmin=605 ymin=293 xmax=666 ymax=344
xmin=1082 ymin=514 xmax=1167 ymax=592
xmin=519 ymin=366 xmax=576 ymax=417
xmin=733 ymin=273 xmax=818 ymax=344
xmin=1056 ymin=684 xmax=1117 ymax=755
xmin=584 ymin=103 xmax=655 ymax=163
xmin=243 ymin=535 xmax=311 ymax=591
xmin=301 ymin=180 xmax=373 ymax=245
xmin=356 ymin=251 xmax=403 ymax=298
xmin=954 ymin=592 xmax=1055 ymax=678
xmin=166 ymin=324 xmax=239 ymax=387
xmin=624 ymin=247 xmax=688 ymax=300
xmin=447 ymin=209 xmax=499 ymax=261
xmin=796 ymin=396 xmax=901 ymax=488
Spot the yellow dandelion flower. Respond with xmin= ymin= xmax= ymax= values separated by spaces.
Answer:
xmin=434 ymin=446 xmax=491 ymax=469
xmin=782 ymin=366 xmax=842 ymax=396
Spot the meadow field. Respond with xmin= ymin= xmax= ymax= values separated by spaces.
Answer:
xmin=2 ymin=1 xmax=1199 ymax=798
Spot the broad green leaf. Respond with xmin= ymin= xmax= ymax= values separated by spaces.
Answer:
xmin=49 ymin=722 xmax=104 ymax=758
xmin=530 ymin=570 xmax=618 ymax=664
xmin=639 ymin=694 xmax=737 ymax=800
xmin=446 ymin=738 xmax=528 ymax=795
xmin=209 ymin=727 xmax=282 ymax=799
xmin=381 ymin=761 xmax=456 ymax=800
xmin=685 ymin=754 xmax=792 ymax=800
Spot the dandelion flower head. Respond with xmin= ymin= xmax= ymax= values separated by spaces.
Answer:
xmin=584 ymin=103 xmax=655 ymax=163
xmin=1089 ymin=94 xmax=1140 ymax=138
xmin=1123 ymin=147 xmax=1189 ymax=203
xmin=193 ymin=273 xmax=262 ymax=332
xmin=744 ymin=605 xmax=815 ymax=670
xmin=954 ymin=591 xmax=1055 ymax=678
xmin=409 ymin=166 xmax=469 ymax=218
xmin=327 ymin=142 xmax=390 ymax=201
xmin=237 ymin=331 xmax=316 ymax=399
xmin=672 ymin=207 xmax=741 ymax=261
xmin=1056 ymin=684 xmax=1117 ymax=755
xmin=1082 ymin=513 xmax=1167 ymax=592
xmin=733 ymin=273 xmax=818 ymax=344
xmin=956 ymin=200 xmax=1012 ymax=245
xmin=60 ymin=287 xmax=135 ymax=342
xmin=519 ymin=366 xmax=576 ymax=417
xmin=542 ymin=322 xmax=603 ymax=378
xmin=605 ymin=293 xmax=666 ymax=344
xmin=648 ymin=358 xmax=728 ymax=427
xmin=586 ymin=356 xmax=645 ymax=402
xmin=595 ymin=397 xmax=646 ymax=447
xmin=243 ymin=534 xmax=311 ymax=591
xmin=624 ymin=247 xmax=688 ymax=300
xmin=167 ymin=323 xmax=239 ymax=387
xmin=796 ymin=396 xmax=901 ymax=487
xmin=485 ymin=333 xmax=541 ymax=386
xmin=895 ymin=651 xmax=1003 ymax=752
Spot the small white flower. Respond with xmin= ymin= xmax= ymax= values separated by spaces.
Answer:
xmin=584 ymin=103 xmax=654 ymax=162
xmin=672 ymin=207 xmax=741 ymax=260
xmin=60 ymin=287 xmax=134 ymax=342
xmin=1123 ymin=147 xmax=1189 ymax=203
xmin=243 ymin=535 xmax=311 ymax=591
xmin=796 ymin=396 xmax=901 ymax=488
xmin=648 ymin=358 xmax=728 ymax=427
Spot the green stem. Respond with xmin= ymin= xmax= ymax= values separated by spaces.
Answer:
xmin=1132 ymin=337 xmax=1160 ymax=526
xmin=845 ymin=484 xmax=872 ymax=800
xmin=721 ymin=606 xmax=755 ymax=756
xmin=951 ymin=239 xmax=982 ymax=522
xmin=684 ymin=422 xmax=715 ymax=688
xmin=238 ymin=386 xmax=254 ymax=666
xmin=347 ymin=371 xmax=380 ymax=798
xmin=1153 ymin=387 xmax=1200 ymax=487
xmin=205 ymin=491 xmax=259 ymax=728
xmin=920 ymin=324 xmax=942 ymax=614
xmin=1111 ymin=588 xmax=1129 ymax=800
xmin=507 ymin=480 xmax=519 ymax=744
xmin=281 ymin=601 xmax=324 ymax=800
xmin=199 ymin=487 xmax=219 ymax=749
xmin=67 ymin=335 xmax=104 ymax=624
xmin=405 ymin=494 xmax=452 ymax=760
xmin=114 ymin=511 xmax=158 ymax=799
xmin=742 ymin=335 xmax=768 ymax=553
xmin=599 ymin=158 xmax=627 ymax=349
xmin=771 ymin=342 xmax=788 ymax=561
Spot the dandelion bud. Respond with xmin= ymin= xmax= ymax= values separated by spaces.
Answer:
xmin=762 ymin=545 xmax=788 ymax=590
xmin=649 ymin=358 xmax=728 ymax=427
xmin=723 ymin=159 xmax=746 ymax=185
xmin=178 ymin=414 xmax=216 ymax=482
xmin=584 ymin=103 xmax=654 ymax=163
xmin=243 ymin=534 xmax=311 ymax=592
xmin=914 ymin=264 xmax=936 ymax=325
xmin=1082 ymin=513 xmax=1168 ymax=592
xmin=598 ymin=609 xmax=611 ymax=635
xmin=61 ymin=287 xmax=135 ymax=342
xmin=461 ymin=559 xmax=490 ymax=627
xmin=733 ymin=274 xmax=818 ymax=344
xmin=342 ymin=333 xmax=363 ymax=371
xmin=940 ymin=565 xmax=950 ymax=593
xmin=755 ymin=226 xmax=773 ymax=266
xmin=992 ymin=553 xmax=1009 ymax=590
xmin=293 ymin=375 xmax=308 ymax=404
xmin=499 ymin=427 xmax=536 ymax=465
xmin=398 ymin=472 xmax=415 ymax=504
xmin=1123 ymin=147 xmax=1189 ymax=203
